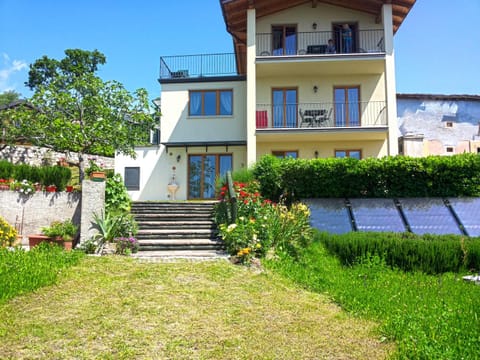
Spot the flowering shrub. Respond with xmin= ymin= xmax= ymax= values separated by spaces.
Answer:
xmin=11 ymin=179 xmax=35 ymax=195
xmin=216 ymin=180 xmax=313 ymax=264
xmin=0 ymin=216 xmax=17 ymax=247
xmin=114 ymin=236 xmax=139 ymax=255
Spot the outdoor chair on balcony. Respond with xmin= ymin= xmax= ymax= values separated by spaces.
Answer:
xmin=299 ymin=109 xmax=314 ymax=127
xmin=315 ymin=108 xmax=332 ymax=126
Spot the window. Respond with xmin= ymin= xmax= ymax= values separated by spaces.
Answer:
xmin=272 ymin=88 xmax=297 ymax=128
xmin=335 ymin=150 xmax=361 ymax=159
xmin=124 ymin=167 xmax=140 ymax=190
xmin=272 ymin=25 xmax=297 ymax=56
xmin=151 ymin=128 xmax=160 ymax=145
xmin=445 ymin=121 xmax=454 ymax=128
xmin=272 ymin=151 xmax=298 ymax=159
xmin=446 ymin=147 xmax=454 ymax=154
xmin=189 ymin=90 xmax=233 ymax=116
xmin=334 ymin=86 xmax=360 ymax=126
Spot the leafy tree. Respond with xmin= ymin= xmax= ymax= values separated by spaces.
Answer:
xmin=0 ymin=90 xmax=21 ymax=107
xmin=6 ymin=49 xmax=155 ymax=180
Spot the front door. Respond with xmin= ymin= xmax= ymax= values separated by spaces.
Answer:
xmin=188 ymin=154 xmax=232 ymax=199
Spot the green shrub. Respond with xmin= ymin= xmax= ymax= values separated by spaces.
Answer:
xmin=105 ymin=174 xmax=131 ymax=213
xmin=0 ymin=160 xmax=14 ymax=180
xmin=318 ymin=231 xmax=480 ymax=274
xmin=253 ymin=154 xmax=480 ymax=201
xmin=40 ymin=165 xmax=71 ymax=190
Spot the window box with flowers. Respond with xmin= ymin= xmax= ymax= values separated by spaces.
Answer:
xmin=11 ymin=179 xmax=35 ymax=195
xmin=85 ymin=160 xmax=106 ymax=182
xmin=0 ymin=179 xmax=10 ymax=191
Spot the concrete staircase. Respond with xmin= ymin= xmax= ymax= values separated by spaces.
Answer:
xmin=131 ymin=201 xmax=227 ymax=260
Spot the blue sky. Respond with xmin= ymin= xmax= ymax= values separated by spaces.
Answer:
xmin=0 ymin=0 xmax=478 ymax=102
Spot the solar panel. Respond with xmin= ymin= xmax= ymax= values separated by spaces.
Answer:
xmin=349 ymin=198 xmax=406 ymax=232
xmin=304 ymin=199 xmax=353 ymax=234
xmin=447 ymin=198 xmax=480 ymax=237
xmin=398 ymin=198 xmax=462 ymax=235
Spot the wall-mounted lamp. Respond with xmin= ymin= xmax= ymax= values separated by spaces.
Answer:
xmin=313 ymin=85 xmax=318 ymax=93
xmin=314 ymin=150 xmax=319 ymax=158
xmin=176 ymin=154 xmax=181 ymax=163
xmin=312 ymin=22 xmax=317 ymax=30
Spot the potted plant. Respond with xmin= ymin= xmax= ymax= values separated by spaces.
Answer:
xmin=46 ymin=184 xmax=57 ymax=192
xmin=66 ymin=185 xmax=74 ymax=192
xmin=85 ymin=160 xmax=106 ymax=182
xmin=41 ymin=219 xmax=78 ymax=251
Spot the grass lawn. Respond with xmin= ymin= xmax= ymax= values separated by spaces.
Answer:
xmin=0 ymin=256 xmax=393 ymax=359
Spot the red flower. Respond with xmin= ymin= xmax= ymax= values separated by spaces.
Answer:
xmin=244 ymin=199 xmax=249 ymax=204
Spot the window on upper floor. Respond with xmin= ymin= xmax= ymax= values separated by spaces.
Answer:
xmin=272 ymin=150 xmax=298 ymax=159
xmin=272 ymin=25 xmax=297 ymax=56
xmin=189 ymin=90 xmax=233 ymax=116
xmin=335 ymin=150 xmax=362 ymax=159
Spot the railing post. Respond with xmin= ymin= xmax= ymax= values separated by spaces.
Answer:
xmin=226 ymin=171 xmax=237 ymax=224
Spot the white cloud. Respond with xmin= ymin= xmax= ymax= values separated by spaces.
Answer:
xmin=0 ymin=53 xmax=28 ymax=93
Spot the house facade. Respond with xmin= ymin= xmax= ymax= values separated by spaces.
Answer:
xmin=115 ymin=0 xmax=415 ymax=201
xmin=398 ymin=94 xmax=480 ymax=157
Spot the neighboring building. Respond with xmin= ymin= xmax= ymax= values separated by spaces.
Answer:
xmin=115 ymin=0 xmax=416 ymax=200
xmin=398 ymin=94 xmax=480 ymax=157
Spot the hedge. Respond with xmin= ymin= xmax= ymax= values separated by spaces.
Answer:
xmin=253 ymin=154 xmax=480 ymax=201
xmin=317 ymin=231 xmax=480 ymax=274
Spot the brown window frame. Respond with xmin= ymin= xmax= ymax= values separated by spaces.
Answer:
xmin=333 ymin=86 xmax=361 ymax=127
xmin=334 ymin=149 xmax=362 ymax=159
xmin=188 ymin=89 xmax=233 ymax=116
xmin=272 ymin=150 xmax=298 ymax=159
xmin=272 ymin=87 xmax=298 ymax=127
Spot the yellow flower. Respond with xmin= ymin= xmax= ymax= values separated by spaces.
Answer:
xmin=255 ymin=243 xmax=261 ymax=249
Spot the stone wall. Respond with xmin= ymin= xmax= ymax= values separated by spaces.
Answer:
xmin=0 ymin=179 xmax=106 ymax=247
xmin=0 ymin=144 xmax=114 ymax=168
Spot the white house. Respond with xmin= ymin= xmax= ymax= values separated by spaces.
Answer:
xmin=116 ymin=0 xmax=416 ymax=200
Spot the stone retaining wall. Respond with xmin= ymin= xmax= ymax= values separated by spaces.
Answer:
xmin=0 ymin=145 xmax=114 ymax=168
xmin=0 ymin=179 xmax=105 ymax=247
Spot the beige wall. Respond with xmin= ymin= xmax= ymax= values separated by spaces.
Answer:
xmin=161 ymin=80 xmax=247 ymax=144
xmin=256 ymin=2 xmax=382 ymax=34
xmin=257 ymin=139 xmax=388 ymax=160
xmin=256 ymin=73 xmax=385 ymax=105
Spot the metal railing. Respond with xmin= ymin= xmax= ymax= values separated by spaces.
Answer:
xmin=256 ymin=29 xmax=384 ymax=57
xmin=159 ymin=53 xmax=238 ymax=80
xmin=255 ymin=101 xmax=387 ymax=129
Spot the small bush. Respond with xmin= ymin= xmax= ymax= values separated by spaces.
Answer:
xmin=114 ymin=236 xmax=139 ymax=255
xmin=40 ymin=165 xmax=71 ymax=190
xmin=0 ymin=160 xmax=14 ymax=180
xmin=105 ymin=174 xmax=131 ymax=213
xmin=318 ymin=231 xmax=480 ymax=274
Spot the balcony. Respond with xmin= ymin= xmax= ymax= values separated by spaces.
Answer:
xmin=256 ymin=29 xmax=384 ymax=57
xmin=255 ymin=101 xmax=387 ymax=130
xmin=159 ymin=53 xmax=238 ymax=80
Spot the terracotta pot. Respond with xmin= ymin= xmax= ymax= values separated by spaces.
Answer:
xmin=28 ymin=234 xmax=51 ymax=248
xmin=63 ymin=241 xmax=73 ymax=251
xmin=34 ymin=184 xmax=43 ymax=191
xmin=66 ymin=185 xmax=74 ymax=193
xmin=46 ymin=185 xmax=57 ymax=192
xmin=90 ymin=171 xmax=106 ymax=182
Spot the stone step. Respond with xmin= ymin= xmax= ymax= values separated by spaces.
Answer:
xmin=132 ymin=249 xmax=228 ymax=261
xmin=133 ymin=214 xmax=214 ymax=221
xmin=138 ymin=238 xmax=225 ymax=251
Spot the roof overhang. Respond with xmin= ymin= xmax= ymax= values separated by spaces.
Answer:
xmin=161 ymin=140 xmax=247 ymax=152
xmin=220 ymin=0 xmax=416 ymax=74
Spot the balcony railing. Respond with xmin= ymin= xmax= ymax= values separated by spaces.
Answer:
xmin=159 ymin=53 xmax=238 ymax=80
xmin=256 ymin=29 xmax=384 ymax=57
xmin=255 ymin=101 xmax=387 ymax=129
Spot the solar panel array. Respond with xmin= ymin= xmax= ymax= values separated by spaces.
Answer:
xmin=306 ymin=197 xmax=479 ymax=236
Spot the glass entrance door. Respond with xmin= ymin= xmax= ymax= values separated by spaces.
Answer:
xmin=188 ymin=154 xmax=232 ymax=199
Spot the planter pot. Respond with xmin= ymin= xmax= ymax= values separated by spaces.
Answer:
xmin=46 ymin=185 xmax=57 ymax=192
xmin=28 ymin=234 xmax=51 ymax=248
xmin=66 ymin=185 xmax=74 ymax=193
xmin=90 ymin=171 xmax=106 ymax=182
xmin=0 ymin=184 xmax=10 ymax=191
xmin=63 ymin=241 xmax=73 ymax=251
xmin=34 ymin=184 xmax=43 ymax=192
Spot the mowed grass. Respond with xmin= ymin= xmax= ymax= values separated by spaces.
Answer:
xmin=0 ymin=256 xmax=393 ymax=359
